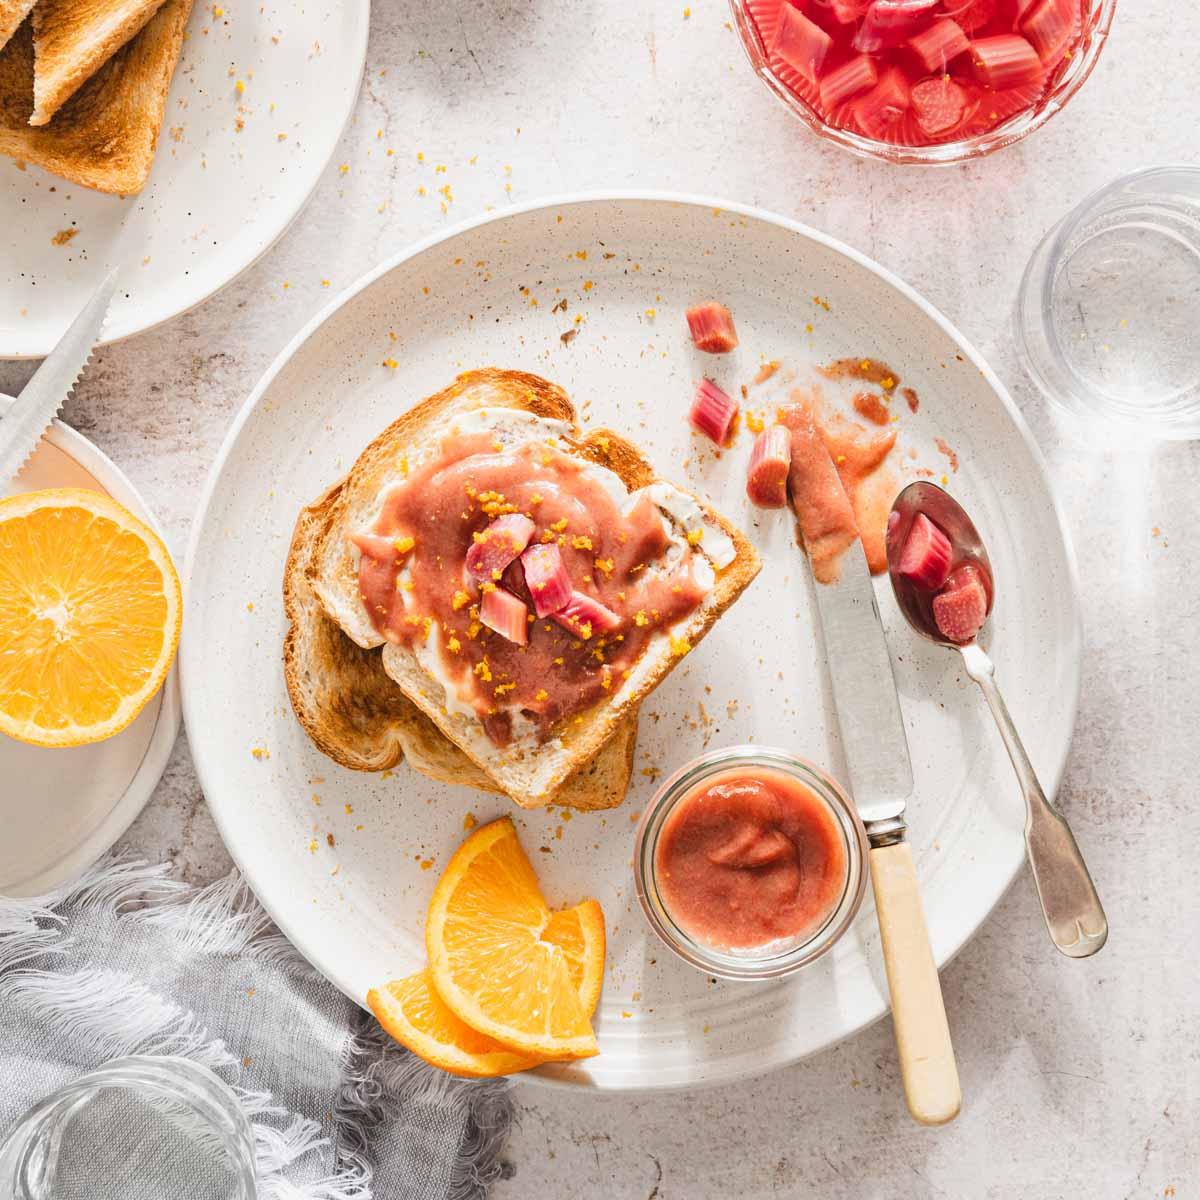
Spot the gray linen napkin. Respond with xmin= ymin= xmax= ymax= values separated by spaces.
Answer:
xmin=0 ymin=859 xmax=513 ymax=1199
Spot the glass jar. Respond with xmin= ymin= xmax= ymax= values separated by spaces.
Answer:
xmin=633 ymin=746 xmax=868 ymax=980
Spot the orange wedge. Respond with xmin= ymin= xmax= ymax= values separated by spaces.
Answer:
xmin=0 ymin=488 xmax=181 ymax=747
xmin=367 ymin=899 xmax=605 ymax=1078
xmin=426 ymin=817 xmax=599 ymax=1060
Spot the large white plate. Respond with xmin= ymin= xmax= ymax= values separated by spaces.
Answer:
xmin=0 ymin=395 xmax=181 ymax=897
xmin=0 ymin=0 xmax=369 ymax=359
xmin=183 ymin=195 xmax=1081 ymax=1091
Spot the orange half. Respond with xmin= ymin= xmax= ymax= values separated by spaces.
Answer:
xmin=0 ymin=488 xmax=182 ymax=747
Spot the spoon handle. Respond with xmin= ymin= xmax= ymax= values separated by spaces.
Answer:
xmin=960 ymin=644 xmax=1108 ymax=957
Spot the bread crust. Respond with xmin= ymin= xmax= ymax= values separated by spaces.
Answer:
xmin=292 ymin=368 xmax=760 ymax=809
xmin=31 ymin=0 xmax=168 ymax=126
xmin=0 ymin=0 xmax=190 ymax=194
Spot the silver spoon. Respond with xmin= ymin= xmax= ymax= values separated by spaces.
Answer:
xmin=886 ymin=481 xmax=1107 ymax=959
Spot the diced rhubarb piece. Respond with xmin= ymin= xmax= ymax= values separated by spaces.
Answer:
xmin=1020 ymin=0 xmax=1076 ymax=62
xmin=855 ymin=67 xmax=912 ymax=141
xmin=746 ymin=425 xmax=792 ymax=509
xmin=911 ymin=75 xmax=971 ymax=134
xmin=829 ymin=0 xmax=870 ymax=22
xmin=818 ymin=54 xmax=878 ymax=113
xmin=970 ymin=34 xmax=1043 ymax=89
xmin=771 ymin=4 xmax=833 ymax=84
xmin=689 ymin=379 xmax=739 ymax=446
xmin=897 ymin=513 xmax=952 ymax=590
xmin=465 ymin=514 xmax=536 ymax=581
xmin=480 ymin=587 xmax=529 ymax=646
xmin=685 ymin=301 xmax=739 ymax=353
xmin=520 ymin=542 xmax=572 ymax=617
xmin=907 ymin=17 xmax=970 ymax=71
xmin=932 ymin=564 xmax=989 ymax=643
xmin=852 ymin=0 xmax=939 ymax=53
xmin=745 ymin=0 xmax=786 ymax=45
xmin=939 ymin=0 xmax=998 ymax=34
xmin=552 ymin=591 xmax=621 ymax=641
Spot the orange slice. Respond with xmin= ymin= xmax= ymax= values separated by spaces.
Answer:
xmin=368 ymin=968 xmax=541 ymax=1078
xmin=426 ymin=817 xmax=599 ymax=1059
xmin=0 ymin=488 xmax=181 ymax=747
xmin=367 ymin=899 xmax=605 ymax=1078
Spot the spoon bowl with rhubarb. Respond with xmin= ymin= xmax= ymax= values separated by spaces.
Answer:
xmin=886 ymin=482 xmax=1106 ymax=958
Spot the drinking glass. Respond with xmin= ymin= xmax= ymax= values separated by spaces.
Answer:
xmin=1015 ymin=165 xmax=1200 ymax=439
xmin=0 ymin=1056 xmax=257 ymax=1200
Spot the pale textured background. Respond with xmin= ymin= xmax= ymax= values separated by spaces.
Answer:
xmin=2 ymin=3 xmax=1197 ymax=1197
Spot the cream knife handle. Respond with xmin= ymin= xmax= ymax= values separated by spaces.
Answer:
xmin=870 ymin=840 xmax=961 ymax=1126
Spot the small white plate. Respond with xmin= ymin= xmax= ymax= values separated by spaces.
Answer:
xmin=183 ymin=194 xmax=1082 ymax=1091
xmin=0 ymin=0 xmax=369 ymax=359
xmin=0 ymin=394 xmax=180 ymax=896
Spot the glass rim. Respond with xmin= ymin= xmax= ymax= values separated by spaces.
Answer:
xmin=728 ymin=0 xmax=1118 ymax=166
xmin=633 ymin=746 xmax=869 ymax=981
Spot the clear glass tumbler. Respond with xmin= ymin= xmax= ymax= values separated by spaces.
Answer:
xmin=0 ymin=1056 xmax=258 ymax=1200
xmin=1015 ymin=165 xmax=1200 ymax=439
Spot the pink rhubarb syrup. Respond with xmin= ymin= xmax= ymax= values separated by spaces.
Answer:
xmin=745 ymin=0 xmax=1088 ymax=148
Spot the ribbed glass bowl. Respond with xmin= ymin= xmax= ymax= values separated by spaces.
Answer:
xmin=728 ymin=0 xmax=1117 ymax=165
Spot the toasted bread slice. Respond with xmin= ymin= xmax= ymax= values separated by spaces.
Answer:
xmin=0 ymin=1 xmax=34 ymax=54
xmin=284 ymin=477 xmax=636 ymax=812
xmin=31 ymin=0 xmax=168 ymax=126
xmin=302 ymin=368 xmax=760 ymax=809
xmin=0 ymin=0 xmax=190 ymax=194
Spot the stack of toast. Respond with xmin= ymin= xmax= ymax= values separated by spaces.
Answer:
xmin=284 ymin=369 xmax=761 ymax=813
xmin=0 ymin=0 xmax=193 ymax=193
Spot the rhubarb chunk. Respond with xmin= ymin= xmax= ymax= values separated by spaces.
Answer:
xmin=855 ymin=67 xmax=912 ymax=141
xmin=520 ymin=542 xmax=572 ymax=617
xmin=907 ymin=17 xmax=970 ymax=73
xmin=689 ymin=379 xmax=739 ymax=446
xmin=1021 ymin=0 xmax=1077 ymax=63
xmin=552 ymin=591 xmax=621 ymax=641
xmin=818 ymin=54 xmax=878 ymax=114
xmin=480 ymin=587 xmax=530 ymax=646
xmin=686 ymin=302 xmax=739 ymax=353
xmin=853 ymin=0 xmax=939 ymax=53
xmin=932 ymin=564 xmax=989 ymax=643
xmin=746 ymin=425 xmax=792 ymax=509
xmin=771 ymin=4 xmax=833 ymax=84
xmin=466 ymin=514 xmax=536 ymax=581
xmin=970 ymin=34 xmax=1044 ymax=90
xmin=897 ymin=512 xmax=952 ymax=590
xmin=911 ymin=76 xmax=971 ymax=135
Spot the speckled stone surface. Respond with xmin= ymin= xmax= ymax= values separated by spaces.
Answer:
xmin=2 ymin=3 xmax=1197 ymax=1195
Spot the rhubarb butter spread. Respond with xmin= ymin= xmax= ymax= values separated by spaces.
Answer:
xmin=351 ymin=412 xmax=731 ymax=746
xmin=781 ymin=392 xmax=897 ymax=582
xmin=655 ymin=766 xmax=848 ymax=951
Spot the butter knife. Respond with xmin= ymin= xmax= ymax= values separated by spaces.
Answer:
xmin=810 ymin=539 xmax=961 ymax=1126
xmin=0 ymin=269 xmax=119 ymax=486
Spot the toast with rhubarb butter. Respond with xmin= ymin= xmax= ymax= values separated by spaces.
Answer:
xmin=292 ymin=368 xmax=760 ymax=810
xmin=285 ymin=475 xmax=638 ymax=811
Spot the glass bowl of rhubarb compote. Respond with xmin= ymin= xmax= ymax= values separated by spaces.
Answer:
xmin=730 ymin=0 xmax=1116 ymax=164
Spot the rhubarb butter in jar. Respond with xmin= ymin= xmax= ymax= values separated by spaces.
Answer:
xmin=634 ymin=747 xmax=867 ymax=980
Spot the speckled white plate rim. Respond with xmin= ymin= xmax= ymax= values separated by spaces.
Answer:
xmin=0 ymin=395 xmax=181 ymax=896
xmin=0 ymin=0 xmax=371 ymax=360
xmin=182 ymin=190 xmax=1083 ymax=1091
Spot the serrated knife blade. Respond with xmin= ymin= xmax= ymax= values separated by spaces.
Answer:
xmin=0 ymin=269 xmax=119 ymax=486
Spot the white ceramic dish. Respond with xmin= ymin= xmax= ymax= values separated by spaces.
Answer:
xmin=0 ymin=395 xmax=181 ymax=897
xmin=0 ymin=0 xmax=369 ymax=359
xmin=183 ymin=194 xmax=1082 ymax=1091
